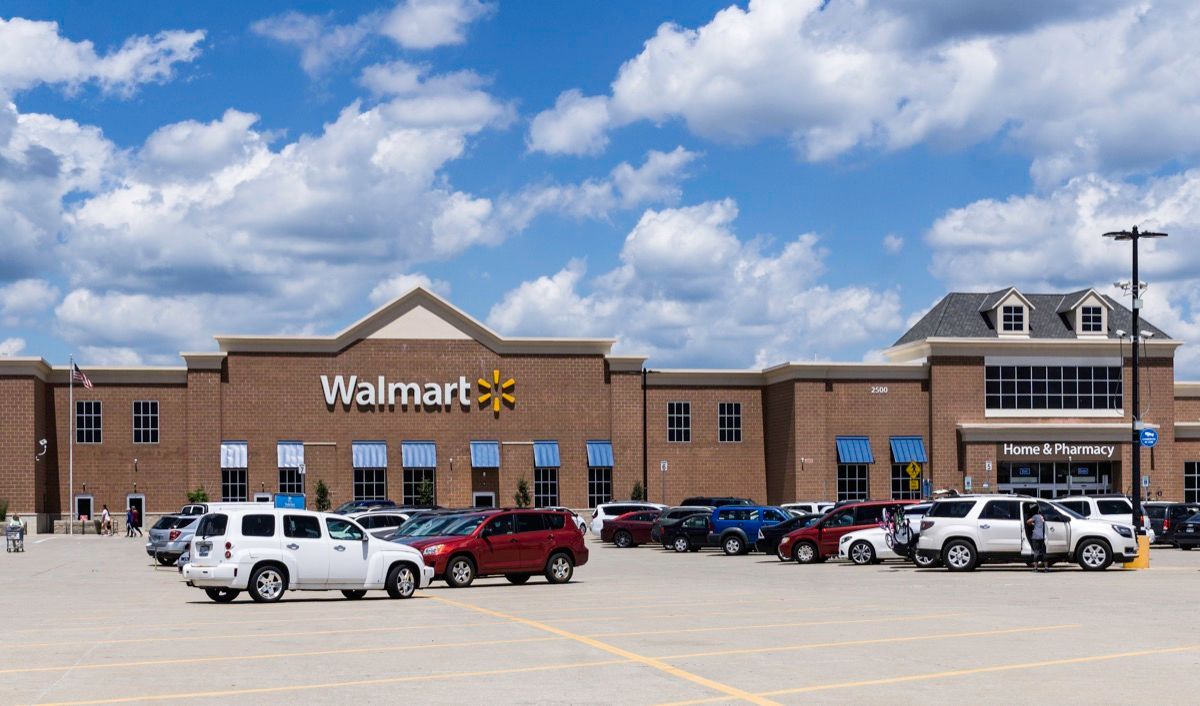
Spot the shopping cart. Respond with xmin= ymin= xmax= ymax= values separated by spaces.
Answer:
xmin=5 ymin=525 xmax=25 ymax=552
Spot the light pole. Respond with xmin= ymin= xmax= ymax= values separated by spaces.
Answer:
xmin=1102 ymin=226 xmax=1167 ymax=563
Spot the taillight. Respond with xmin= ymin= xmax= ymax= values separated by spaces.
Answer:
xmin=1164 ymin=518 xmax=1171 ymax=531
xmin=168 ymin=530 xmax=181 ymax=541
xmin=224 ymin=541 xmax=232 ymax=559
xmin=920 ymin=520 xmax=934 ymax=531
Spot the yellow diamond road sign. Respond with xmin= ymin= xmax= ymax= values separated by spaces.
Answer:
xmin=905 ymin=461 xmax=921 ymax=479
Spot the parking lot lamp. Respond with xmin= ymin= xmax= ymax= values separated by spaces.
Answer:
xmin=1102 ymin=226 xmax=1167 ymax=563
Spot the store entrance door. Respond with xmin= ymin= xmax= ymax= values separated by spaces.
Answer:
xmin=997 ymin=461 xmax=1118 ymax=498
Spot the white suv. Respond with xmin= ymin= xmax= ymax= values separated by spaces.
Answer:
xmin=182 ymin=508 xmax=433 ymax=603
xmin=916 ymin=495 xmax=1138 ymax=571
xmin=1054 ymin=495 xmax=1156 ymax=542
xmin=590 ymin=501 xmax=666 ymax=534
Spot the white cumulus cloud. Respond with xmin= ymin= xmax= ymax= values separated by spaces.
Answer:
xmin=381 ymin=0 xmax=495 ymax=50
xmin=0 ymin=337 xmax=25 ymax=356
xmin=0 ymin=278 xmax=60 ymax=325
xmin=527 ymin=89 xmax=611 ymax=156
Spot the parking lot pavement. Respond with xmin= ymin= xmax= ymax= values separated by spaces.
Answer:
xmin=5 ymin=536 xmax=1200 ymax=705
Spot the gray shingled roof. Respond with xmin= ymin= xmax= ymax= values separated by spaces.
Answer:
xmin=893 ymin=290 xmax=1170 ymax=346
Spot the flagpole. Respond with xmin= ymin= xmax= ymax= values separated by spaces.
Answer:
xmin=69 ymin=354 xmax=74 ymax=536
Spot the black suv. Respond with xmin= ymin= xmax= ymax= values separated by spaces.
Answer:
xmin=680 ymin=496 xmax=753 ymax=507
xmin=1143 ymin=502 xmax=1200 ymax=545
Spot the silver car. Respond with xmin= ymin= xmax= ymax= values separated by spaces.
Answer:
xmin=145 ymin=515 xmax=200 ymax=566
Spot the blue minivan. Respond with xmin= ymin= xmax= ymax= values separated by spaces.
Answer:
xmin=707 ymin=505 xmax=790 ymax=555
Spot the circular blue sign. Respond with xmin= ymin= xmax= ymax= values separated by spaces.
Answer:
xmin=1140 ymin=428 xmax=1159 ymax=448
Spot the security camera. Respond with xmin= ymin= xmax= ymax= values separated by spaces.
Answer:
xmin=1116 ymin=329 xmax=1127 ymax=337
xmin=1139 ymin=331 xmax=1155 ymax=339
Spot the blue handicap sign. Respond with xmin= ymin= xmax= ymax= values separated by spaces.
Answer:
xmin=1140 ymin=428 xmax=1159 ymax=448
xmin=274 ymin=493 xmax=306 ymax=509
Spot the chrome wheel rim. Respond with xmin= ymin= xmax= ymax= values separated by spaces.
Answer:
xmin=914 ymin=553 xmax=935 ymax=567
xmin=256 ymin=569 xmax=283 ymax=600
xmin=551 ymin=557 xmax=570 ymax=580
xmin=725 ymin=538 xmax=740 ymax=554
xmin=451 ymin=561 xmax=472 ymax=584
xmin=946 ymin=545 xmax=971 ymax=568
xmin=796 ymin=544 xmax=814 ymax=562
xmin=674 ymin=537 xmax=688 ymax=552
xmin=396 ymin=567 xmax=416 ymax=596
xmin=616 ymin=533 xmax=630 ymax=547
xmin=851 ymin=543 xmax=872 ymax=564
xmin=1082 ymin=544 xmax=1106 ymax=567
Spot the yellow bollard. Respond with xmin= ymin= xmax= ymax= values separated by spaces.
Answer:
xmin=1123 ymin=535 xmax=1151 ymax=569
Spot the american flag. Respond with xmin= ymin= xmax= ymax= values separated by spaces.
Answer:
xmin=72 ymin=362 xmax=93 ymax=389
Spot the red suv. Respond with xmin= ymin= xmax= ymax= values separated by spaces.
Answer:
xmin=779 ymin=500 xmax=916 ymax=563
xmin=401 ymin=509 xmax=588 ymax=587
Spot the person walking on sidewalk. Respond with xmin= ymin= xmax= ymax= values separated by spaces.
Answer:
xmin=130 ymin=506 xmax=143 ymax=537
xmin=100 ymin=505 xmax=112 ymax=536
xmin=1026 ymin=505 xmax=1047 ymax=572
xmin=125 ymin=507 xmax=134 ymax=537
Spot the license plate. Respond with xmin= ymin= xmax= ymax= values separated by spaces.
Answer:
xmin=197 ymin=541 xmax=211 ymax=556
xmin=1187 ymin=527 xmax=1195 ymax=533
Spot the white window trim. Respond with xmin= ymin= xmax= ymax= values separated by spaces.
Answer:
xmin=1076 ymin=305 xmax=1107 ymax=338
xmin=667 ymin=400 xmax=691 ymax=443
xmin=998 ymin=304 xmax=1028 ymax=336
xmin=132 ymin=399 xmax=160 ymax=445
xmin=717 ymin=402 xmax=742 ymax=444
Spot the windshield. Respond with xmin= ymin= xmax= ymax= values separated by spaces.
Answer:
xmin=397 ymin=513 xmax=488 ymax=537
xmin=1044 ymin=501 xmax=1085 ymax=520
xmin=196 ymin=513 xmax=228 ymax=537
xmin=152 ymin=516 xmax=179 ymax=530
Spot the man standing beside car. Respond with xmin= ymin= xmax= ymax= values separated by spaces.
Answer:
xmin=1026 ymin=505 xmax=1047 ymax=572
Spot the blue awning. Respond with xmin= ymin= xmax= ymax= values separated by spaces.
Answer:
xmin=533 ymin=440 xmax=560 ymax=468
xmin=586 ymin=440 xmax=614 ymax=467
xmin=470 ymin=441 xmax=500 ymax=468
xmin=890 ymin=436 xmax=927 ymax=464
xmin=835 ymin=436 xmax=874 ymax=464
xmin=220 ymin=441 xmax=247 ymax=468
xmin=352 ymin=441 xmax=387 ymax=468
xmin=402 ymin=441 xmax=437 ymax=468
xmin=277 ymin=441 xmax=304 ymax=468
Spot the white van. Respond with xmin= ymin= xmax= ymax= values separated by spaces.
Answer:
xmin=182 ymin=507 xmax=433 ymax=603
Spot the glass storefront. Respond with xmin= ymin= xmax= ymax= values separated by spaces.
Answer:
xmin=997 ymin=460 xmax=1118 ymax=498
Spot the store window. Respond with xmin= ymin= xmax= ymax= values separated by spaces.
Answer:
xmin=534 ymin=468 xmax=559 ymax=507
xmin=984 ymin=365 xmax=1123 ymax=410
xmin=355 ymin=468 xmax=388 ymax=501
xmin=1080 ymin=306 xmax=1104 ymax=333
xmin=76 ymin=400 xmax=102 ymax=444
xmin=1001 ymin=305 xmax=1025 ymax=332
xmin=279 ymin=468 xmax=304 ymax=495
xmin=401 ymin=468 xmax=434 ymax=505
xmin=837 ymin=464 xmax=869 ymax=502
xmin=890 ymin=464 xmax=921 ymax=500
xmin=132 ymin=400 xmax=159 ymax=444
xmin=588 ymin=467 xmax=613 ymax=508
xmin=668 ymin=402 xmax=691 ymax=442
xmin=221 ymin=468 xmax=248 ymax=501
xmin=718 ymin=402 xmax=742 ymax=443
xmin=1187 ymin=462 xmax=1200 ymax=504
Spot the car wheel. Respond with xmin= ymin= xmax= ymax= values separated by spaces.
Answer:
xmin=248 ymin=565 xmax=286 ymax=603
xmin=722 ymin=535 xmax=744 ymax=556
xmin=943 ymin=540 xmax=978 ymax=572
xmin=445 ymin=556 xmax=475 ymax=588
xmin=849 ymin=541 xmax=876 ymax=566
xmin=341 ymin=590 xmax=367 ymax=600
xmin=1077 ymin=539 xmax=1113 ymax=571
xmin=776 ymin=545 xmax=790 ymax=562
xmin=505 ymin=573 xmax=532 ymax=585
xmin=672 ymin=536 xmax=690 ymax=553
xmin=912 ymin=551 xmax=940 ymax=569
xmin=204 ymin=587 xmax=239 ymax=603
xmin=386 ymin=563 xmax=418 ymax=598
xmin=793 ymin=541 xmax=818 ymax=564
xmin=614 ymin=530 xmax=633 ymax=548
xmin=1180 ymin=544 xmax=1193 ymax=551
xmin=545 ymin=552 xmax=574 ymax=584
xmin=156 ymin=554 xmax=176 ymax=567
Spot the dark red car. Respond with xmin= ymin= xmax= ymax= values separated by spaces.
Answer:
xmin=400 ymin=509 xmax=588 ymax=587
xmin=600 ymin=510 xmax=662 ymax=548
xmin=779 ymin=500 xmax=917 ymax=563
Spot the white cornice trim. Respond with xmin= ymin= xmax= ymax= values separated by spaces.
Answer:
xmin=213 ymin=287 xmax=615 ymax=356
xmin=958 ymin=422 xmax=1157 ymax=443
xmin=1177 ymin=422 xmax=1200 ymax=440
xmin=1176 ymin=382 xmax=1200 ymax=398
xmin=181 ymin=352 xmax=227 ymax=370
xmin=884 ymin=337 xmax=1181 ymax=362
xmin=644 ymin=362 xmax=929 ymax=387
xmin=46 ymin=366 xmax=188 ymax=385
xmin=606 ymin=356 xmax=647 ymax=373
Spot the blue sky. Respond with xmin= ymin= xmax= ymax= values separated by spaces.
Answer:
xmin=1 ymin=0 xmax=1198 ymax=374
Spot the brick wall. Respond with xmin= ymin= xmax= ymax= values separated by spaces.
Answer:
xmin=0 ymin=377 xmax=36 ymax=513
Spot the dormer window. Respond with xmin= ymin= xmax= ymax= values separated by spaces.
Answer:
xmin=1080 ymin=306 xmax=1103 ymax=333
xmin=1001 ymin=305 xmax=1025 ymax=332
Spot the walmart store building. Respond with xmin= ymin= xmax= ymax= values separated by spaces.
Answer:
xmin=2 ymin=286 xmax=1199 ymax=530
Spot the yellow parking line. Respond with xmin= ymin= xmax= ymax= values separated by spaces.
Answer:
xmin=0 ymin=636 xmax=565 ymax=675
xmin=33 ymin=658 xmax=633 ymax=705
xmin=655 ymin=643 xmax=1200 ymax=705
xmin=589 ymin=612 xmax=963 ymax=638
xmin=657 ymin=624 xmax=1077 ymax=660
xmin=430 ymin=595 xmax=781 ymax=706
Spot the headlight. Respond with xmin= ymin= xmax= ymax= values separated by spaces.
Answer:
xmin=780 ymin=537 xmax=790 ymax=544
xmin=840 ymin=536 xmax=851 ymax=544
xmin=1112 ymin=525 xmax=1133 ymax=538
xmin=422 ymin=544 xmax=445 ymax=556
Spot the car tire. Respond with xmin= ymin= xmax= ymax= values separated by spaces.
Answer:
xmin=614 ymin=530 xmax=634 ymax=548
xmin=156 ymin=554 xmax=176 ymax=567
xmin=722 ymin=535 xmax=745 ymax=556
xmin=672 ymin=536 xmax=690 ymax=553
xmin=386 ymin=563 xmax=418 ymax=598
xmin=1180 ymin=544 xmax=1193 ymax=551
xmin=341 ymin=590 xmax=367 ymax=600
xmin=776 ymin=545 xmax=790 ymax=561
xmin=793 ymin=541 xmax=819 ymax=564
xmin=912 ymin=551 xmax=940 ymax=569
xmin=1077 ymin=538 xmax=1113 ymax=571
xmin=248 ymin=565 xmax=286 ymax=603
xmin=204 ymin=587 xmax=239 ymax=603
xmin=445 ymin=556 xmax=476 ymax=588
xmin=545 ymin=552 xmax=574 ymax=584
xmin=505 ymin=573 xmax=532 ymax=585
xmin=849 ymin=541 xmax=876 ymax=566
xmin=943 ymin=540 xmax=978 ymax=572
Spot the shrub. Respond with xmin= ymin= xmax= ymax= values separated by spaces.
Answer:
xmin=186 ymin=487 xmax=209 ymax=503
xmin=631 ymin=481 xmax=645 ymax=501
xmin=514 ymin=478 xmax=531 ymax=508
xmin=315 ymin=480 xmax=331 ymax=512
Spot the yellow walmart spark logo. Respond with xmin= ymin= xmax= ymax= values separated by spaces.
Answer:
xmin=477 ymin=369 xmax=515 ymax=415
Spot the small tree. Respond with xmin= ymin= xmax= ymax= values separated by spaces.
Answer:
xmin=186 ymin=487 xmax=209 ymax=503
xmin=631 ymin=481 xmax=645 ymax=501
xmin=417 ymin=479 xmax=436 ymax=507
xmin=0 ymin=499 xmax=8 ymax=520
xmin=514 ymin=477 xmax=531 ymax=508
xmin=314 ymin=479 xmax=331 ymax=511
